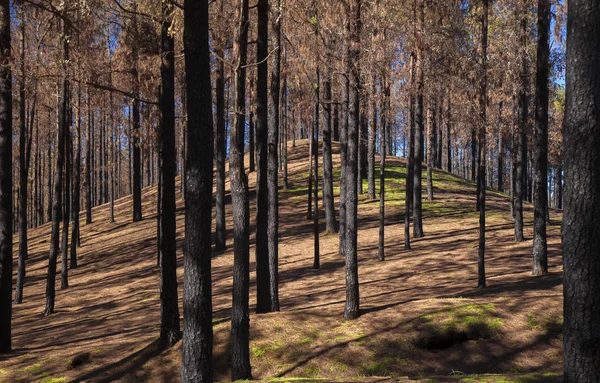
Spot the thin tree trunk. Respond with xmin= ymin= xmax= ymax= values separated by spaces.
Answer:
xmin=313 ymin=71 xmax=320 ymax=270
xmin=339 ymin=73 xmax=349 ymax=255
xmin=214 ymin=44 xmax=227 ymax=251
xmin=426 ymin=96 xmax=434 ymax=201
xmin=367 ymin=80 xmax=376 ymax=201
xmin=413 ymin=0 xmax=425 ymax=239
xmin=132 ymin=5 xmax=142 ymax=223
xmin=405 ymin=53 xmax=415 ymax=251
xmin=378 ymin=79 xmax=388 ymax=262
xmin=322 ymin=67 xmax=336 ymax=233
xmin=61 ymin=108 xmax=72 ymax=290
xmin=515 ymin=8 xmax=527 ymax=242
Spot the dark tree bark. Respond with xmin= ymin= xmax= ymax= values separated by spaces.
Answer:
xmin=532 ymin=0 xmax=549 ymax=276
xmin=497 ymin=102 xmax=504 ymax=192
xmin=71 ymin=84 xmax=82 ymax=268
xmin=249 ymin=111 xmax=255 ymax=172
xmin=307 ymin=125 xmax=313 ymax=220
xmin=333 ymin=103 xmax=339 ymax=142
xmin=15 ymin=14 xmax=29 ymax=304
xmin=436 ymin=94 xmax=443 ymax=168
xmin=61 ymin=108 xmax=72 ymax=289
xmin=44 ymin=20 xmax=69 ymax=316
xmin=0 ymin=0 xmax=12 ymax=352
xmin=47 ymin=142 xmax=52 ymax=222
xmin=426 ymin=96 xmax=434 ymax=201
xmin=367 ymin=80 xmax=376 ymax=201
xmin=230 ymin=0 xmax=252 ymax=379
xmin=267 ymin=0 xmax=281 ymax=311
xmin=254 ymin=0 xmax=271 ymax=315
xmin=378 ymin=80 xmax=388 ymax=262
xmin=405 ymin=53 xmax=415 ymax=251
xmin=357 ymin=94 xmax=367 ymax=194
xmin=322 ymin=68 xmax=337 ymax=233
xmin=413 ymin=0 xmax=425 ymax=239
xmin=344 ymin=0 xmax=361 ymax=320
xmin=132 ymin=5 xmax=143 ymax=223
xmin=214 ymin=43 xmax=227 ymax=252
xmin=313 ymin=78 xmax=320 ymax=270
xmin=181 ymin=0 xmax=214 ymax=379
xmin=282 ymin=75 xmax=289 ymax=190
xmin=158 ymin=1 xmax=181 ymax=349
xmin=339 ymin=73 xmax=349 ymax=255
xmin=514 ymin=8 xmax=527 ymax=242
xmin=477 ymin=0 xmax=489 ymax=289
xmin=86 ymin=88 xmax=92 ymax=225
xmin=446 ymin=95 xmax=452 ymax=173
xmin=563 ymin=0 xmax=600 ymax=380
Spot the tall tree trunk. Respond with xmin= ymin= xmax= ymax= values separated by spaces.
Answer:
xmin=181 ymin=0 xmax=214 ymax=379
xmin=86 ymin=88 xmax=92 ymax=224
xmin=214 ymin=44 xmax=227 ymax=251
xmin=563 ymin=0 xmax=600 ymax=380
xmin=532 ymin=0 xmax=549 ymax=276
xmin=413 ymin=0 xmax=425 ymax=239
xmin=426 ymin=96 xmax=434 ymax=201
xmin=378 ymin=79 xmax=388 ymax=262
xmin=70 ymin=84 xmax=81 ymax=268
xmin=339 ymin=73 xmax=349 ymax=255
xmin=313 ymin=78 xmax=320 ymax=270
xmin=446 ymin=95 xmax=452 ymax=173
xmin=367 ymin=80 xmax=376 ymax=201
xmin=322 ymin=67 xmax=336 ymax=233
xmin=254 ymin=0 xmax=270 ymax=315
xmin=282 ymin=75 xmax=289 ymax=190
xmin=333 ymin=103 xmax=339 ymax=142
xmin=44 ymin=20 xmax=69 ymax=316
xmin=405 ymin=53 xmax=415 ymax=251
xmin=230 ymin=0 xmax=252 ymax=378
xmin=267 ymin=0 xmax=281 ymax=311
xmin=0 ymin=0 xmax=12 ymax=352
xmin=477 ymin=0 xmax=489 ymax=289
xmin=15 ymin=14 xmax=28 ymax=303
xmin=249 ymin=111 xmax=255 ymax=172
xmin=514 ymin=8 xmax=527 ymax=242
xmin=497 ymin=102 xmax=504 ymax=192
xmin=158 ymin=1 xmax=181 ymax=349
xmin=61 ymin=109 xmax=72 ymax=290
xmin=132 ymin=4 xmax=142 ymax=223
xmin=343 ymin=0 xmax=361 ymax=321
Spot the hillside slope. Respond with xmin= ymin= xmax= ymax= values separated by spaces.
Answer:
xmin=0 ymin=140 xmax=563 ymax=383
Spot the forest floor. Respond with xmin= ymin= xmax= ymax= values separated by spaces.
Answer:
xmin=0 ymin=140 xmax=563 ymax=383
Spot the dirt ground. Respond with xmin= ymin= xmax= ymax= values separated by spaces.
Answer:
xmin=0 ymin=140 xmax=563 ymax=383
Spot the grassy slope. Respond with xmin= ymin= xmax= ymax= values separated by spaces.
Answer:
xmin=0 ymin=140 xmax=563 ymax=383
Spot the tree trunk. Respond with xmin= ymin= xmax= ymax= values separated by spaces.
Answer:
xmin=563 ymin=1 xmax=600 ymax=379
xmin=333 ymin=103 xmax=339 ymax=142
xmin=86 ymin=88 xmax=93 ymax=224
xmin=378 ymin=79 xmax=388 ymax=262
xmin=367 ymin=80 xmax=376 ymax=201
xmin=497 ymin=102 xmax=504 ymax=192
xmin=514 ymin=8 xmax=527 ymax=242
xmin=532 ymin=0 xmax=549 ymax=276
xmin=322 ymin=68 xmax=336 ymax=233
xmin=477 ymin=0 xmax=489 ymax=289
xmin=132 ymin=6 xmax=143 ymax=223
xmin=343 ymin=0 xmax=361 ymax=321
xmin=44 ymin=21 xmax=69 ymax=316
xmin=214 ymin=45 xmax=227 ymax=252
xmin=313 ymin=79 xmax=320 ymax=270
xmin=267 ymin=0 xmax=281 ymax=311
xmin=230 ymin=0 xmax=252 ymax=378
xmin=426 ymin=96 xmax=434 ymax=201
xmin=405 ymin=53 xmax=415 ymax=251
xmin=181 ymin=0 xmax=214 ymax=379
xmin=61 ymin=110 xmax=72 ymax=290
xmin=158 ymin=1 xmax=181 ymax=349
xmin=0 ymin=0 xmax=12 ymax=351
xmin=446 ymin=95 xmax=452 ymax=173
xmin=339 ymin=73 xmax=349 ymax=255
xmin=413 ymin=0 xmax=425 ymax=239
xmin=15 ymin=14 xmax=28 ymax=303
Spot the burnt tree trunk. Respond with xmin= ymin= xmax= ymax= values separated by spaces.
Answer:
xmin=0 ymin=0 xmax=12 ymax=351
xmin=562 ymin=0 xmax=600 ymax=380
xmin=181 ymin=0 xmax=214 ymax=379
xmin=532 ymin=0 xmax=549 ymax=276
xmin=158 ymin=1 xmax=181 ymax=349
xmin=230 ymin=0 xmax=252 ymax=379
